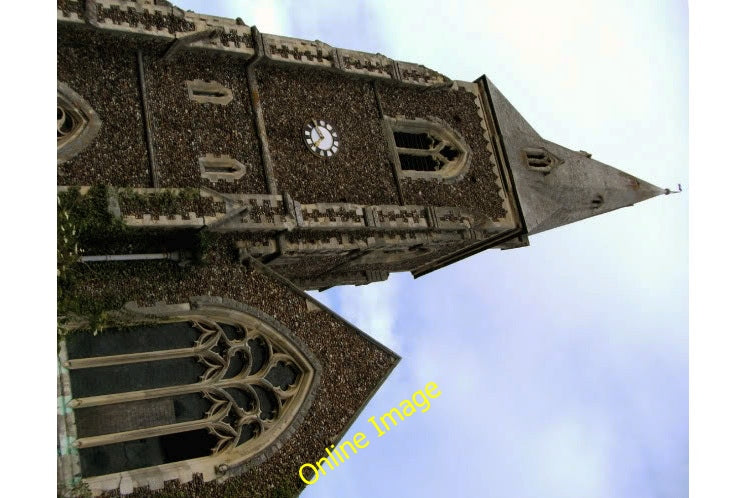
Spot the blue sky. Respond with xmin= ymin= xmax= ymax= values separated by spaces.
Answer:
xmin=45 ymin=1 xmax=688 ymax=496
xmin=170 ymin=1 xmax=689 ymax=496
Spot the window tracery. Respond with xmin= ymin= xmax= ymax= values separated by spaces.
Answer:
xmin=57 ymin=105 xmax=77 ymax=138
xmin=61 ymin=303 xmax=317 ymax=490
xmin=384 ymin=117 xmax=471 ymax=183
xmin=57 ymin=81 xmax=102 ymax=164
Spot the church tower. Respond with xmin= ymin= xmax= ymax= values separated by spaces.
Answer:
xmin=57 ymin=1 xmax=670 ymax=495
xmin=58 ymin=0 xmax=667 ymax=292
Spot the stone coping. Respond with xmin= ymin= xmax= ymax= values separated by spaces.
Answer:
xmin=58 ymin=0 xmax=450 ymax=86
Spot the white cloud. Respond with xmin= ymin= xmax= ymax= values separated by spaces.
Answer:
xmin=311 ymin=280 xmax=401 ymax=351
xmin=229 ymin=0 xmax=290 ymax=33
xmin=174 ymin=2 xmax=687 ymax=497
xmin=527 ymin=416 xmax=612 ymax=498
xmin=176 ymin=0 xmax=291 ymax=34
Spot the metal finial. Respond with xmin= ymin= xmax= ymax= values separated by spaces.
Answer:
xmin=664 ymin=183 xmax=682 ymax=195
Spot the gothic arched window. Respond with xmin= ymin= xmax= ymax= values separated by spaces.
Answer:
xmin=384 ymin=117 xmax=471 ymax=183
xmin=57 ymin=81 xmax=102 ymax=165
xmin=58 ymin=300 xmax=318 ymax=494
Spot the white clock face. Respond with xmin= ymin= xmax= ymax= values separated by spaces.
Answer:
xmin=303 ymin=120 xmax=340 ymax=158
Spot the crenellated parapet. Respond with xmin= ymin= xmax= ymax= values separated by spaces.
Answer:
xmin=58 ymin=0 xmax=255 ymax=57
xmin=396 ymin=60 xmax=450 ymax=86
xmin=337 ymin=49 xmax=395 ymax=79
xmin=181 ymin=10 xmax=254 ymax=56
xmin=59 ymin=183 xmax=516 ymax=286
xmin=261 ymin=33 xmax=336 ymax=68
xmin=299 ymin=203 xmax=366 ymax=229
xmin=209 ymin=194 xmax=296 ymax=232
xmin=98 ymin=187 xmax=515 ymax=235
xmin=59 ymin=2 xmax=449 ymax=86
xmin=57 ymin=0 xmax=86 ymax=24
xmin=79 ymin=0 xmax=187 ymax=41
xmin=258 ymin=33 xmax=449 ymax=86
xmin=69 ymin=186 xmax=517 ymax=243
xmin=365 ymin=206 xmax=429 ymax=229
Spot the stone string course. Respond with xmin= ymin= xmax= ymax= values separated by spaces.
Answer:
xmin=111 ymin=188 xmax=499 ymax=235
xmin=263 ymin=230 xmax=475 ymax=287
xmin=266 ymin=253 xmax=353 ymax=279
xmin=294 ymin=269 xmax=389 ymax=290
xmin=101 ymin=187 xmax=503 ymax=286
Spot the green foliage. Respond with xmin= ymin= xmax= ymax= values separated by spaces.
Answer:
xmin=268 ymin=480 xmax=302 ymax=498
xmin=118 ymin=187 xmax=201 ymax=217
xmin=57 ymin=480 xmax=92 ymax=498
xmin=56 ymin=186 xmax=221 ymax=339
xmin=57 ymin=186 xmax=135 ymax=338
xmin=58 ymin=185 xmax=126 ymax=250
xmin=57 ymin=195 xmax=82 ymax=280
xmin=195 ymin=229 xmax=219 ymax=265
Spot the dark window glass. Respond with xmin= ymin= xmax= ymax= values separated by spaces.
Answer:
xmin=393 ymin=132 xmax=433 ymax=149
xmin=399 ymin=153 xmax=442 ymax=172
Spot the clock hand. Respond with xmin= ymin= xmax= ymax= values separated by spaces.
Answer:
xmin=312 ymin=120 xmax=325 ymax=143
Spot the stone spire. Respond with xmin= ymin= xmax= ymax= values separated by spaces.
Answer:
xmin=483 ymin=77 xmax=667 ymax=236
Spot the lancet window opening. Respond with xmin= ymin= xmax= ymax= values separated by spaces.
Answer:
xmin=186 ymin=79 xmax=234 ymax=105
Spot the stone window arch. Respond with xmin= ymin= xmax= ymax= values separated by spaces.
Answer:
xmin=58 ymin=299 xmax=319 ymax=494
xmin=58 ymin=81 xmax=102 ymax=164
xmin=384 ymin=116 xmax=471 ymax=183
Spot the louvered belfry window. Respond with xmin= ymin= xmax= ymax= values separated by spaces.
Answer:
xmin=525 ymin=149 xmax=553 ymax=168
xmin=520 ymin=147 xmax=563 ymax=174
xmin=385 ymin=117 xmax=471 ymax=183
